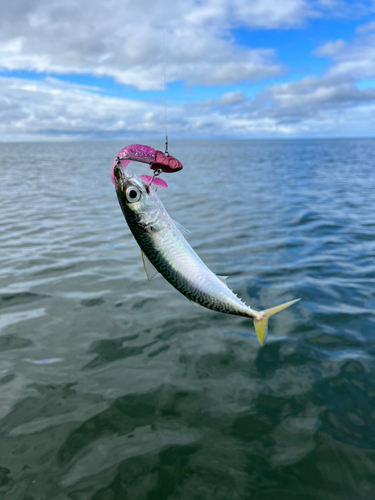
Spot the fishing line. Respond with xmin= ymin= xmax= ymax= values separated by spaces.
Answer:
xmin=162 ymin=0 xmax=169 ymax=155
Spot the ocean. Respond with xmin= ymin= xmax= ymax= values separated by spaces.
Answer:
xmin=0 ymin=139 xmax=374 ymax=499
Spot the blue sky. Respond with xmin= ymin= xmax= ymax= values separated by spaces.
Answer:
xmin=0 ymin=0 xmax=375 ymax=140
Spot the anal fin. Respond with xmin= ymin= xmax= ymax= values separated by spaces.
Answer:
xmin=188 ymin=298 xmax=200 ymax=308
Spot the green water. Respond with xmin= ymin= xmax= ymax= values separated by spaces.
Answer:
xmin=0 ymin=140 xmax=374 ymax=499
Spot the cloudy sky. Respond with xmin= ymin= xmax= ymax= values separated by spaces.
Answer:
xmin=1 ymin=0 xmax=375 ymax=140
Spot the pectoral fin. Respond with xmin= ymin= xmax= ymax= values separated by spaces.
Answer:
xmin=172 ymin=219 xmax=191 ymax=236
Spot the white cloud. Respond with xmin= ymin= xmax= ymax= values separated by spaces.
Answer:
xmin=194 ymin=98 xmax=215 ymax=107
xmin=311 ymin=27 xmax=375 ymax=81
xmin=176 ymin=0 xmax=315 ymax=29
xmin=0 ymin=77 xmax=162 ymax=140
xmin=1 ymin=1 xmax=375 ymax=139
xmin=356 ymin=20 xmax=375 ymax=33
xmin=327 ymin=40 xmax=375 ymax=80
xmin=231 ymin=0 xmax=314 ymax=28
xmin=0 ymin=0 xmax=294 ymax=91
xmin=2 ymin=74 xmax=375 ymax=141
xmin=1 ymin=0 xmax=364 ymax=92
xmin=269 ymin=76 xmax=375 ymax=108
xmin=243 ymin=23 xmax=375 ymax=134
xmin=313 ymin=39 xmax=346 ymax=56
xmin=218 ymin=90 xmax=245 ymax=106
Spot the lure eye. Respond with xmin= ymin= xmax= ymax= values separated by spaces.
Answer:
xmin=125 ymin=186 xmax=141 ymax=203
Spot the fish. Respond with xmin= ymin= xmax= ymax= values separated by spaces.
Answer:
xmin=113 ymin=164 xmax=300 ymax=345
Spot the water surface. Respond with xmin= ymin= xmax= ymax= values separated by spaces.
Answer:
xmin=0 ymin=139 xmax=374 ymax=499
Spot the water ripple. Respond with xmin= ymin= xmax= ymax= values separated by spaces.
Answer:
xmin=0 ymin=140 xmax=375 ymax=499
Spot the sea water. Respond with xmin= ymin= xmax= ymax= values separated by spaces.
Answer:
xmin=0 ymin=139 xmax=374 ymax=499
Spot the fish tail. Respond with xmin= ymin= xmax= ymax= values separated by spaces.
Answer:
xmin=253 ymin=298 xmax=300 ymax=346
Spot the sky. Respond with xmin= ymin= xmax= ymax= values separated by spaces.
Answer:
xmin=1 ymin=0 xmax=375 ymax=141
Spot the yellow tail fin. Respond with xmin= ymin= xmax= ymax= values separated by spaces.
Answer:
xmin=253 ymin=298 xmax=300 ymax=346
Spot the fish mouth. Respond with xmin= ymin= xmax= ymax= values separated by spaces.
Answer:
xmin=113 ymin=163 xmax=133 ymax=189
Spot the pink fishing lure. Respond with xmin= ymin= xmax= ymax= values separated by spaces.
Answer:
xmin=110 ymin=144 xmax=183 ymax=188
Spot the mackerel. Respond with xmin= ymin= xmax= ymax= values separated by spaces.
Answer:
xmin=114 ymin=164 xmax=299 ymax=345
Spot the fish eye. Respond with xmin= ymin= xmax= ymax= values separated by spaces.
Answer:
xmin=125 ymin=186 xmax=141 ymax=203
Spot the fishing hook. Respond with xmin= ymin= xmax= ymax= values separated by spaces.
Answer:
xmin=147 ymin=168 xmax=163 ymax=187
